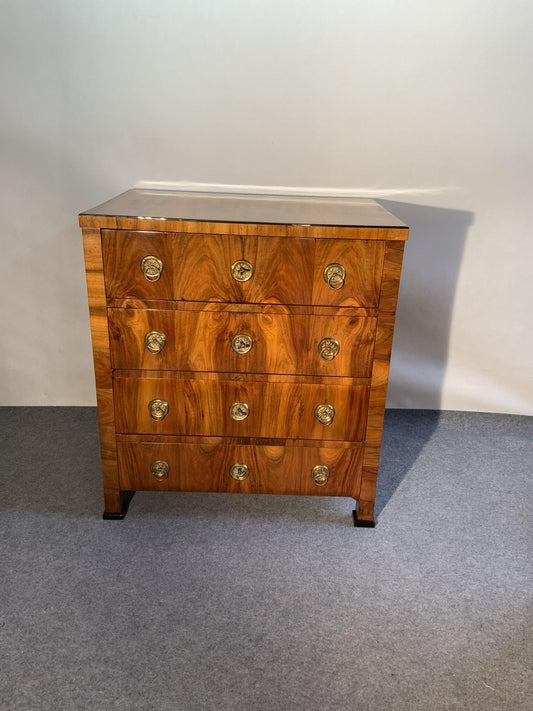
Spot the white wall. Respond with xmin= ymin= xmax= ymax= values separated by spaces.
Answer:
xmin=1 ymin=0 xmax=532 ymax=413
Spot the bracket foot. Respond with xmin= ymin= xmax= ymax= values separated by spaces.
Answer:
xmin=103 ymin=491 xmax=135 ymax=520
xmin=352 ymin=510 xmax=376 ymax=528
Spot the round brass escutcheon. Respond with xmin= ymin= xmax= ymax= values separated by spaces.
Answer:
xmin=230 ymin=463 xmax=249 ymax=481
xmin=229 ymin=401 xmax=249 ymax=421
xmin=318 ymin=337 xmax=340 ymax=361
xmin=323 ymin=263 xmax=346 ymax=289
xmin=140 ymin=255 xmax=164 ymax=282
xmin=148 ymin=398 xmax=169 ymax=421
xmin=231 ymin=259 xmax=254 ymax=282
xmin=314 ymin=402 xmax=335 ymax=426
xmin=231 ymin=333 xmax=253 ymax=354
xmin=311 ymin=464 xmax=330 ymax=486
xmin=151 ymin=460 xmax=169 ymax=481
xmin=145 ymin=330 xmax=167 ymax=354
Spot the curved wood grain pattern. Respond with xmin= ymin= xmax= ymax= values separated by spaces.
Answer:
xmin=101 ymin=231 xmax=384 ymax=307
xmin=117 ymin=433 xmax=360 ymax=447
xmin=117 ymin=439 xmax=363 ymax=498
xmin=114 ymin=370 xmax=367 ymax=385
xmin=106 ymin=298 xmax=378 ymax=317
xmin=113 ymin=375 xmax=369 ymax=441
xmin=312 ymin=239 xmax=385 ymax=307
xmin=108 ymin=308 xmax=377 ymax=377
xmin=81 ymin=190 xmax=408 ymax=521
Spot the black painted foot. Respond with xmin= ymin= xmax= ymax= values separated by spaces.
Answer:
xmin=352 ymin=510 xmax=376 ymax=528
xmin=103 ymin=491 xmax=135 ymax=520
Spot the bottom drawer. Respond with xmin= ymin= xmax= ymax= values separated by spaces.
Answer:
xmin=117 ymin=439 xmax=363 ymax=498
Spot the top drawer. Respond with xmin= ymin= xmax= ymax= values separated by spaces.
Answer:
xmin=101 ymin=230 xmax=385 ymax=307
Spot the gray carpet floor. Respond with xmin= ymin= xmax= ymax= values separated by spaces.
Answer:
xmin=0 ymin=408 xmax=531 ymax=711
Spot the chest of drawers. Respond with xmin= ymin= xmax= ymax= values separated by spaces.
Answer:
xmin=80 ymin=190 xmax=408 ymax=526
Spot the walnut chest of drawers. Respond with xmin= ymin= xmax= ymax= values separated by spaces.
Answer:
xmin=80 ymin=190 xmax=408 ymax=525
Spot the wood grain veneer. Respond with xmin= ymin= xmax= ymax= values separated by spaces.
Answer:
xmin=80 ymin=189 xmax=407 ymax=523
xmin=108 ymin=308 xmax=377 ymax=377
xmin=101 ymin=231 xmax=385 ymax=307
xmin=82 ymin=228 xmax=122 ymax=514
xmin=113 ymin=375 xmax=369 ymax=441
xmin=80 ymin=189 xmax=408 ymax=240
xmin=105 ymin=298 xmax=378 ymax=317
xmin=117 ymin=440 xmax=364 ymax=497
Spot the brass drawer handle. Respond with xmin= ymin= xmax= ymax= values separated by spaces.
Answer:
xmin=231 ymin=259 xmax=254 ymax=282
xmin=314 ymin=402 xmax=335 ymax=425
xmin=148 ymin=398 xmax=169 ymax=421
xmin=318 ymin=337 xmax=339 ymax=361
xmin=141 ymin=255 xmax=163 ymax=281
xmin=231 ymin=333 xmax=253 ymax=354
xmin=145 ymin=330 xmax=167 ymax=354
xmin=151 ymin=460 xmax=169 ymax=481
xmin=311 ymin=464 xmax=330 ymax=486
xmin=230 ymin=463 xmax=249 ymax=480
xmin=323 ymin=263 xmax=346 ymax=289
xmin=229 ymin=401 xmax=249 ymax=421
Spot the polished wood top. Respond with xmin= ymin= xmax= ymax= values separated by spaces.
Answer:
xmin=80 ymin=189 xmax=408 ymax=230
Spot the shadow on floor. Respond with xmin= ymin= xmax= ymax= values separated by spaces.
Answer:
xmin=374 ymin=409 xmax=442 ymax=518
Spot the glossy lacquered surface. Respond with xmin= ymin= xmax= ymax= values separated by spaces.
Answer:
xmin=82 ymin=189 xmax=408 ymax=229
xmin=102 ymin=230 xmax=385 ymax=307
xmin=117 ymin=439 xmax=364 ymax=497
xmin=113 ymin=374 xmax=369 ymax=441
xmin=108 ymin=307 xmax=377 ymax=377
xmin=81 ymin=190 xmax=408 ymax=522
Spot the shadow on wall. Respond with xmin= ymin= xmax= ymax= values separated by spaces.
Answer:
xmin=374 ymin=200 xmax=473 ymax=517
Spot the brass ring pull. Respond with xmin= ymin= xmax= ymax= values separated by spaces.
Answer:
xmin=148 ymin=398 xmax=169 ymax=421
xmin=231 ymin=259 xmax=254 ymax=282
xmin=145 ymin=330 xmax=167 ymax=354
xmin=229 ymin=401 xmax=249 ymax=421
xmin=311 ymin=464 xmax=330 ymax=486
xmin=318 ymin=337 xmax=340 ymax=361
xmin=151 ymin=460 xmax=169 ymax=481
xmin=141 ymin=255 xmax=163 ymax=282
xmin=230 ymin=463 xmax=249 ymax=481
xmin=314 ymin=402 xmax=335 ymax=426
xmin=323 ymin=263 xmax=346 ymax=289
xmin=231 ymin=333 xmax=253 ymax=354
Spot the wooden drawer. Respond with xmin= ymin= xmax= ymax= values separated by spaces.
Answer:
xmin=117 ymin=438 xmax=364 ymax=498
xmin=108 ymin=307 xmax=377 ymax=377
xmin=113 ymin=374 xmax=370 ymax=441
xmin=102 ymin=230 xmax=385 ymax=307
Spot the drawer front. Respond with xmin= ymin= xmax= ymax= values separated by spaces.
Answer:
xmin=117 ymin=439 xmax=363 ymax=497
xmin=108 ymin=308 xmax=377 ymax=377
xmin=102 ymin=230 xmax=384 ymax=307
xmin=114 ymin=376 xmax=369 ymax=441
